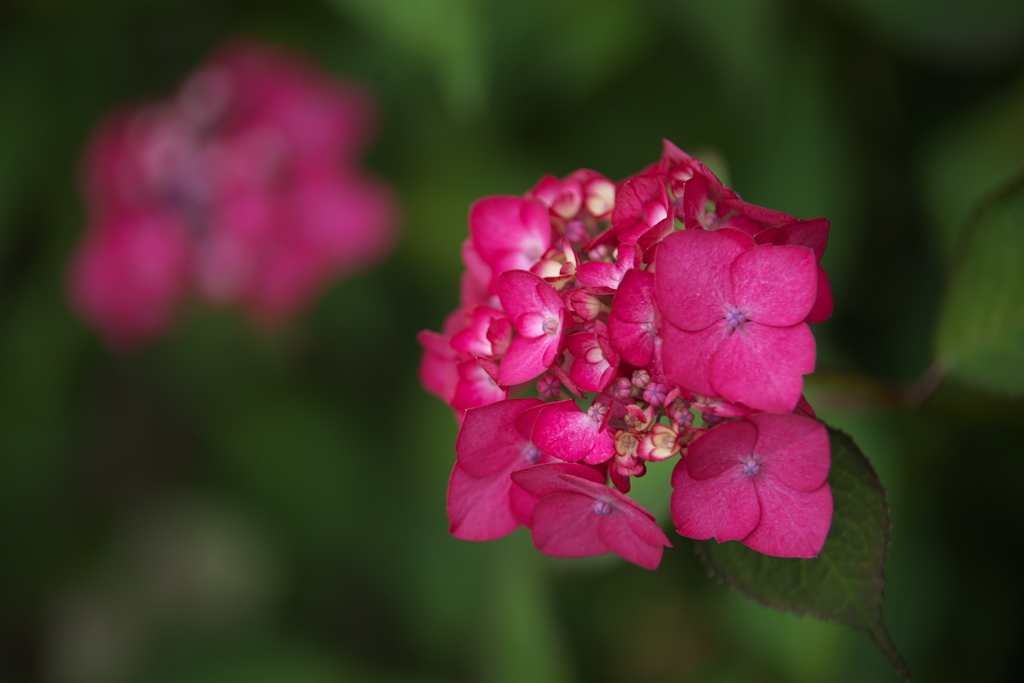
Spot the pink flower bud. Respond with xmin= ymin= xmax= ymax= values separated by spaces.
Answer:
xmin=610 ymin=376 xmax=634 ymax=401
xmin=643 ymin=381 xmax=671 ymax=406
xmin=567 ymin=289 xmax=604 ymax=322
xmin=632 ymin=369 xmax=651 ymax=389
xmin=537 ymin=373 xmax=560 ymax=399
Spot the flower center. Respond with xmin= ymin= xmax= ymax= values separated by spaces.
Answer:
xmin=523 ymin=444 xmax=541 ymax=465
xmin=593 ymin=500 xmax=613 ymax=516
xmin=723 ymin=305 xmax=748 ymax=331
xmin=740 ymin=456 xmax=762 ymax=476
xmin=541 ymin=315 xmax=559 ymax=336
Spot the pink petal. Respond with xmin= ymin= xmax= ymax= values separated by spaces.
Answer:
xmin=68 ymin=212 xmax=190 ymax=349
xmin=661 ymin=321 xmax=729 ymax=398
xmin=611 ymin=269 xmax=655 ymax=324
xmin=731 ymin=245 xmax=817 ymax=327
xmin=655 ymin=229 xmax=745 ymax=331
xmin=670 ymin=459 xmax=760 ymax=543
xmin=608 ymin=315 xmax=655 ymax=367
xmin=609 ymin=494 xmax=672 ymax=547
xmin=511 ymin=462 xmax=606 ymax=498
xmin=743 ymin=481 xmax=832 ymax=558
xmin=470 ymin=196 xmax=552 ymax=277
xmin=531 ymin=400 xmax=599 ymax=461
xmin=520 ymin=473 xmax=670 ymax=569
xmin=778 ymin=217 xmax=829 ymax=260
xmin=719 ymin=196 xmax=795 ymax=229
xmin=447 ymin=462 xmax=520 ymax=541
xmin=806 ymin=263 xmax=833 ymax=323
xmin=710 ymin=322 xmax=815 ymax=413
xmin=450 ymin=359 xmax=509 ymax=412
xmin=508 ymin=461 xmax=587 ymax=525
xmin=582 ymin=427 xmax=616 ymax=465
xmin=748 ymin=413 xmax=830 ymax=492
xmin=417 ymin=332 xmax=458 ymax=403
xmin=530 ymin=493 xmax=608 ymax=557
xmin=498 ymin=333 xmax=559 ymax=386
xmin=456 ymin=398 xmax=544 ymax=477
xmin=597 ymin=513 xmax=667 ymax=570
xmin=611 ymin=175 xmax=670 ymax=244
xmin=686 ymin=419 xmax=758 ymax=481
xmin=497 ymin=269 xmax=547 ymax=321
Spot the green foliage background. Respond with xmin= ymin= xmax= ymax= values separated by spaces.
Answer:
xmin=2 ymin=0 xmax=1024 ymax=680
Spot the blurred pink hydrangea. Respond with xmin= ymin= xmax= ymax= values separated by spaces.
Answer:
xmin=68 ymin=39 xmax=399 ymax=349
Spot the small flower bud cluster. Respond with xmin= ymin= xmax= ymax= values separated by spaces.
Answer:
xmin=68 ymin=40 xmax=399 ymax=349
xmin=419 ymin=141 xmax=834 ymax=569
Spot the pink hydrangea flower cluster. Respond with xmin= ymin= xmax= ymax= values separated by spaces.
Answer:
xmin=419 ymin=141 xmax=834 ymax=569
xmin=69 ymin=40 xmax=399 ymax=349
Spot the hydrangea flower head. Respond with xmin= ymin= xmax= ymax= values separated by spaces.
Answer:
xmin=419 ymin=142 xmax=835 ymax=569
xmin=69 ymin=39 xmax=399 ymax=349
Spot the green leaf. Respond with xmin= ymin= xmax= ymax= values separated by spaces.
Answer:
xmin=696 ymin=427 xmax=909 ymax=680
xmin=923 ymin=77 xmax=1024 ymax=259
xmin=823 ymin=0 xmax=1024 ymax=67
xmin=934 ymin=172 xmax=1024 ymax=394
xmin=324 ymin=0 xmax=486 ymax=117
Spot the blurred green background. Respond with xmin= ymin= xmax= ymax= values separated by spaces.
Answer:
xmin=3 ymin=0 xmax=1024 ymax=681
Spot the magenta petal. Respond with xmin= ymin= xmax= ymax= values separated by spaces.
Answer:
xmin=731 ymin=245 xmax=817 ymax=326
xmin=509 ymin=481 xmax=536 ymax=526
xmin=806 ymin=263 xmax=833 ymax=323
xmin=456 ymin=398 xmax=544 ymax=477
xmin=509 ymin=463 xmax=601 ymax=526
xmin=686 ymin=419 xmax=758 ymax=481
xmin=611 ymin=269 xmax=656 ymax=323
xmin=779 ymin=217 xmax=829 ymax=260
xmin=661 ymin=321 xmax=728 ymax=398
xmin=582 ymin=427 xmax=616 ymax=465
xmin=719 ymin=196 xmax=795 ymax=229
xmin=497 ymin=270 xmax=547 ymax=321
xmin=532 ymin=401 xmax=599 ymax=461
xmin=416 ymin=331 xmax=458 ymax=403
xmin=608 ymin=315 xmax=654 ymax=367
xmin=450 ymin=359 xmax=508 ymax=412
xmin=670 ymin=459 xmax=760 ymax=542
xmin=530 ymin=493 xmax=607 ymax=557
xmin=710 ymin=322 xmax=815 ymax=413
xmin=447 ymin=463 xmax=520 ymax=541
xmin=610 ymin=495 xmax=671 ymax=548
xmin=743 ymin=481 xmax=833 ymax=558
xmin=597 ymin=513 xmax=666 ymax=570
xmin=511 ymin=463 xmax=606 ymax=498
xmin=748 ymin=413 xmax=830 ymax=492
xmin=655 ymin=229 xmax=744 ymax=331
xmin=498 ymin=334 xmax=557 ymax=386
xmin=470 ymin=196 xmax=552 ymax=271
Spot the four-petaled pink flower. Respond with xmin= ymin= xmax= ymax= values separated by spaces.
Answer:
xmin=512 ymin=463 xmax=672 ymax=570
xmin=671 ymin=413 xmax=832 ymax=558
xmin=657 ymin=228 xmax=817 ymax=413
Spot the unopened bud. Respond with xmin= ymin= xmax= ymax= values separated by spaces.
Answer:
xmin=537 ymin=373 xmax=560 ymax=399
xmin=643 ymin=381 xmax=670 ymax=406
xmin=610 ymin=376 xmax=634 ymax=400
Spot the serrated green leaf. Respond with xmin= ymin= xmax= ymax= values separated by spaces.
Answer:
xmin=934 ymin=173 xmax=1024 ymax=394
xmin=697 ymin=427 xmax=909 ymax=680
